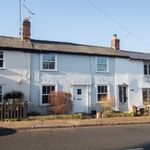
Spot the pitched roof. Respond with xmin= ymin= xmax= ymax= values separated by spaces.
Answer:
xmin=0 ymin=36 xmax=128 ymax=58
xmin=123 ymin=50 xmax=150 ymax=61
xmin=0 ymin=36 xmax=150 ymax=60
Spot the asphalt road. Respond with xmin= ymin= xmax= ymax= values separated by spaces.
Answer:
xmin=0 ymin=125 xmax=150 ymax=150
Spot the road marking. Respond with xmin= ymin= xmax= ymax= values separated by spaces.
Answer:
xmin=126 ymin=148 xmax=144 ymax=150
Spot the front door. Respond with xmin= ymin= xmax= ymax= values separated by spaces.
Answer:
xmin=73 ymin=85 xmax=88 ymax=113
xmin=119 ymin=85 xmax=128 ymax=111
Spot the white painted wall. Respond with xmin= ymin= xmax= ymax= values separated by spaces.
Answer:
xmin=115 ymin=58 xmax=147 ymax=111
xmin=0 ymin=50 xmax=30 ymax=102
xmin=30 ymin=53 xmax=115 ymax=114
xmin=1 ymin=50 xmax=149 ymax=114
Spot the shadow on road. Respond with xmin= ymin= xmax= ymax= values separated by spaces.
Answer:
xmin=0 ymin=128 xmax=16 ymax=137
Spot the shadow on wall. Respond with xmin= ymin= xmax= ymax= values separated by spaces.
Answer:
xmin=0 ymin=128 xmax=16 ymax=137
xmin=0 ymin=72 xmax=31 ymax=107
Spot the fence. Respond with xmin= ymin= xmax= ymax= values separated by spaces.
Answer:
xmin=0 ymin=103 xmax=28 ymax=120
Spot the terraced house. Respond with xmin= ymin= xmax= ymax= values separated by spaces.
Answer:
xmin=0 ymin=19 xmax=150 ymax=114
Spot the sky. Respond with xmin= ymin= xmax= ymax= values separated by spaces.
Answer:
xmin=0 ymin=0 xmax=150 ymax=53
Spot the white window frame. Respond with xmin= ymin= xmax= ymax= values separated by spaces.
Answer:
xmin=40 ymin=84 xmax=57 ymax=106
xmin=96 ymin=84 xmax=109 ymax=102
xmin=144 ymin=62 xmax=150 ymax=76
xmin=96 ymin=56 xmax=109 ymax=73
xmin=40 ymin=53 xmax=57 ymax=71
xmin=0 ymin=51 xmax=5 ymax=69
xmin=142 ymin=88 xmax=150 ymax=102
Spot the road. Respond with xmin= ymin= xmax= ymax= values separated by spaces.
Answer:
xmin=0 ymin=124 xmax=150 ymax=150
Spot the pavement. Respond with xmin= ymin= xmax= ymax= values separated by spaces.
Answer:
xmin=0 ymin=116 xmax=150 ymax=130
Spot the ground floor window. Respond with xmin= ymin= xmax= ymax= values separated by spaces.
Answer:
xmin=142 ymin=88 xmax=150 ymax=104
xmin=42 ymin=85 xmax=55 ymax=104
xmin=97 ymin=85 xmax=108 ymax=101
xmin=0 ymin=86 xmax=2 ymax=103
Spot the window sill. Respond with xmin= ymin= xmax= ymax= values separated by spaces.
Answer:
xmin=40 ymin=103 xmax=49 ymax=106
xmin=144 ymin=75 xmax=150 ymax=77
xmin=0 ymin=67 xmax=5 ymax=70
xmin=40 ymin=69 xmax=58 ymax=72
xmin=96 ymin=71 xmax=109 ymax=73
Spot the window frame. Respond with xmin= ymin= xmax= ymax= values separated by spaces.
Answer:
xmin=144 ymin=62 xmax=150 ymax=76
xmin=0 ymin=51 xmax=5 ymax=69
xmin=142 ymin=88 xmax=150 ymax=103
xmin=96 ymin=56 xmax=109 ymax=73
xmin=40 ymin=84 xmax=56 ymax=106
xmin=96 ymin=84 xmax=109 ymax=102
xmin=40 ymin=53 xmax=57 ymax=71
xmin=0 ymin=85 xmax=3 ymax=104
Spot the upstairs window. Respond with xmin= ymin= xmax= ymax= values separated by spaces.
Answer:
xmin=97 ymin=85 xmax=108 ymax=101
xmin=42 ymin=53 xmax=56 ymax=70
xmin=42 ymin=85 xmax=55 ymax=104
xmin=0 ymin=52 xmax=4 ymax=68
xmin=97 ymin=57 xmax=108 ymax=72
xmin=144 ymin=62 xmax=150 ymax=75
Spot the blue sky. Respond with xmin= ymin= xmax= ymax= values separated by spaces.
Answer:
xmin=0 ymin=0 xmax=150 ymax=52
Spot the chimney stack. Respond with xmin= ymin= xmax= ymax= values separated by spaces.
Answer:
xmin=22 ymin=18 xmax=31 ymax=41
xmin=111 ymin=34 xmax=120 ymax=50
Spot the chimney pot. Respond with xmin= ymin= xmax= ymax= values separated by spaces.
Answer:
xmin=111 ymin=34 xmax=120 ymax=50
xmin=22 ymin=18 xmax=31 ymax=41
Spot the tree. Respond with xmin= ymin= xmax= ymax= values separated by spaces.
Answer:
xmin=48 ymin=91 xmax=72 ymax=114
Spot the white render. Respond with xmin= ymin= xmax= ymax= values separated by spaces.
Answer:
xmin=0 ymin=49 xmax=150 ymax=114
xmin=0 ymin=50 xmax=30 ymax=102
xmin=30 ymin=53 xmax=115 ymax=114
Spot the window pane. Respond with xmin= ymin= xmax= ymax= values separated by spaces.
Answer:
xmin=98 ymin=86 xmax=100 ymax=93
xmin=119 ymin=87 xmax=122 ymax=102
xmin=149 ymin=65 xmax=150 ymax=75
xmin=43 ymin=62 xmax=49 ymax=69
xmin=97 ymin=57 xmax=107 ymax=64
xmin=97 ymin=57 xmax=107 ymax=72
xmin=123 ymin=87 xmax=127 ymax=102
xmin=50 ymin=86 xmax=55 ymax=91
xmin=144 ymin=64 xmax=148 ymax=75
xmin=0 ymin=52 xmax=3 ymax=59
xmin=98 ymin=94 xmax=107 ymax=101
xmin=42 ymin=86 xmax=46 ymax=94
xmin=0 ymin=95 xmax=2 ymax=103
xmin=97 ymin=86 xmax=108 ymax=101
xmin=98 ymin=86 xmax=107 ymax=93
xmin=104 ymin=86 xmax=107 ymax=93
xmin=42 ymin=86 xmax=55 ymax=104
xmin=48 ymin=62 xmax=55 ymax=69
xmin=0 ymin=60 xmax=3 ymax=68
xmin=42 ymin=95 xmax=48 ymax=104
xmin=43 ymin=53 xmax=55 ymax=62
xmin=97 ymin=94 xmax=102 ymax=101
xmin=97 ymin=64 xmax=107 ymax=72
xmin=143 ymin=88 xmax=150 ymax=102
xmin=77 ymin=89 xmax=82 ymax=95
xmin=0 ymin=86 xmax=2 ymax=94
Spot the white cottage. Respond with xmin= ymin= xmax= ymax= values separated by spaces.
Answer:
xmin=0 ymin=19 xmax=150 ymax=114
